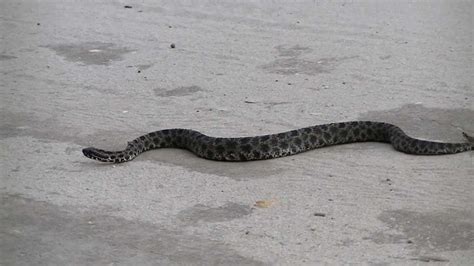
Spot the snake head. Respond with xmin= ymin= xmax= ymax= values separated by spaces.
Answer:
xmin=82 ymin=147 xmax=115 ymax=162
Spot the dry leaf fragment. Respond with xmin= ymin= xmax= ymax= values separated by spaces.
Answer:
xmin=255 ymin=200 xmax=274 ymax=208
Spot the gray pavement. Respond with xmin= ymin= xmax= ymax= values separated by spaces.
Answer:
xmin=1 ymin=1 xmax=473 ymax=265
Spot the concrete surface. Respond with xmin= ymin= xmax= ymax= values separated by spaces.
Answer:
xmin=1 ymin=1 xmax=473 ymax=265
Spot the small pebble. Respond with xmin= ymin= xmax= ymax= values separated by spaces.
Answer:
xmin=313 ymin=212 xmax=326 ymax=217
xmin=137 ymin=70 xmax=141 ymax=73
xmin=124 ymin=5 xmax=132 ymax=8
xmin=170 ymin=43 xmax=175 ymax=48
xmin=36 ymin=23 xmax=40 ymax=26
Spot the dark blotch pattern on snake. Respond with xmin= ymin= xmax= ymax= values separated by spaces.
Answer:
xmin=83 ymin=121 xmax=473 ymax=163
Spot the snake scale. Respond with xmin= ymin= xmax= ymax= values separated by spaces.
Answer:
xmin=82 ymin=121 xmax=473 ymax=163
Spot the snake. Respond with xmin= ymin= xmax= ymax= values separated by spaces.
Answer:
xmin=82 ymin=121 xmax=473 ymax=163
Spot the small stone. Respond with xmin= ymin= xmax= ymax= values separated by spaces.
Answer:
xmin=170 ymin=43 xmax=176 ymax=48
xmin=407 ymin=240 xmax=413 ymax=244
xmin=124 ymin=5 xmax=132 ymax=8
xmin=168 ymin=25 xmax=172 ymax=28
xmin=36 ymin=23 xmax=40 ymax=26
xmin=313 ymin=212 xmax=326 ymax=217
xmin=137 ymin=70 xmax=141 ymax=73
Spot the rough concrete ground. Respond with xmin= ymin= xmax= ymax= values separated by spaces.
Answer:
xmin=1 ymin=1 xmax=473 ymax=265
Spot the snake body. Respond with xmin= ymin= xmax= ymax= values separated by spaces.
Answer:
xmin=83 ymin=121 xmax=473 ymax=163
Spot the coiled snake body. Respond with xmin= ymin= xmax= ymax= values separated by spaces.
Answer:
xmin=83 ymin=121 xmax=473 ymax=163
